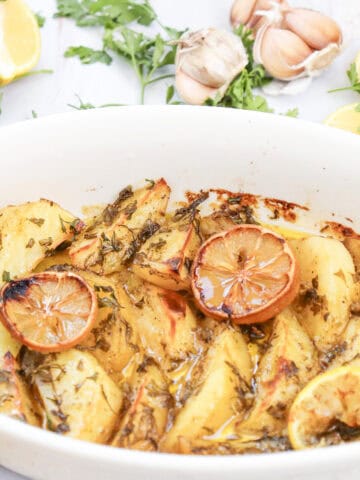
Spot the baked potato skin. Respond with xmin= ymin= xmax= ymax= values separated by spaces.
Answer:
xmin=32 ymin=350 xmax=122 ymax=443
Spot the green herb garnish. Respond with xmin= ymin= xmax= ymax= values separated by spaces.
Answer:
xmin=103 ymin=27 xmax=178 ymax=103
xmin=35 ymin=12 xmax=46 ymax=28
xmin=2 ymin=271 xmax=11 ymax=283
xmin=65 ymin=46 xmax=112 ymax=65
xmin=329 ymin=62 xmax=360 ymax=95
xmin=68 ymin=94 xmax=125 ymax=110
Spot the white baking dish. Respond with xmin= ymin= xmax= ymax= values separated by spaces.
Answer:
xmin=0 ymin=106 xmax=359 ymax=480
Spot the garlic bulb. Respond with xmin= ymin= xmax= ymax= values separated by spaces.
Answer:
xmin=233 ymin=1 xmax=343 ymax=82
xmin=175 ymin=28 xmax=248 ymax=105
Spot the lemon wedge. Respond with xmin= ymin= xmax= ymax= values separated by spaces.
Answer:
xmin=288 ymin=365 xmax=360 ymax=450
xmin=0 ymin=0 xmax=41 ymax=86
xmin=324 ymin=103 xmax=360 ymax=135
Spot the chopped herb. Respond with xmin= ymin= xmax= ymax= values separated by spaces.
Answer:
xmin=28 ymin=217 xmax=45 ymax=227
xmin=173 ymin=192 xmax=209 ymax=222
xmin=2 ymin=271 xmax=11 ymax=283
xmin=35 ymin=12 xmax=46 ymax=27
xmin=145 ymin=178 xmax=155 ymax=189
xmin=26 ymin=238 xmax=35 ymax=249
xmin=123 ymin=218 xmax=160 ymax=263
xmin=31 ymin=110 xmax=38 ymax=118
xmin=94 ymin=285 xmax=114 ymax=293
xmin=39 ymin=237 xmax=53 ymax=247
xmin=65 ymin=46 xmax=112 ymax=65
xmin=329 ymin=62 xmax=360 ymax=95
xmin=284 ymin=108 xmax=299 ymax=118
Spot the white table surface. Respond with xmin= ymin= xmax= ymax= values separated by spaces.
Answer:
xmin=0 ymin=0 xmax=360 ymax=478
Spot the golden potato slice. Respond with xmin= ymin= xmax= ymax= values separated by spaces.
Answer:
xmin=0 ymin=199 xmax=76 ymax=286
xmin=0 ymin=322 xmax=21 ymax=359
xmin=161 ymin=328 xmax=252 ymax=452
xmin=31 ymin=350 xmax=122 ymax=443
xmin=113 ymin=360 xmax=170 ymax=451
xmin=291 ymin=236 xmax=355 ymax=351
xmin=235 ymin=308 xmax=318 ymax=441
xmin=132 ymin=221 xmax=201 ymax=291
xmin=69 ymin=180 xmax=170 ymax=275
xmin=0 ymin=352 xmax=39 ymax=425
xmin=120 ymin=274 xmax=198 ymax=364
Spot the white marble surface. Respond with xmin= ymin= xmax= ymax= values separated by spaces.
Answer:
xmin=0 ymin=0 xmax=360 ymax=478
xmin=0 ymin=0 xmax=360 ymax=126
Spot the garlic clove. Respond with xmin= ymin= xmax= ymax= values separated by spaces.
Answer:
xmin=175 ymin=69 xmax=218 ymax=106
xmin=257 ymin=27 xmax=313 ymax=80
xmin=230 ymin=0 xmax=257 ymax=28
xmin=230 ymin=0 xmax=288 ymax=29
xmin=284 ymin=8 xmax=342 ymax=51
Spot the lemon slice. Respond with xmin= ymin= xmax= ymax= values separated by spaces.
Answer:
xmin=191 ymin=225 xmax=300 ymax=324
xmin=0 ymin=272 xmax=98 ymax=353
xmin=324 ymin=103 xmax=360 ymax=135
xmin=288 ymin=365 xmax=360 ymax=450
xmin=0 ymin=0 xmax=41 ymax=85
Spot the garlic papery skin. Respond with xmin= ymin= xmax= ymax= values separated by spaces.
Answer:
xmin=230 ymin=0 xmax=288 ymax=29
xmin=255 ymin=27 xmax=313 ymax=80
xmin=284 ymin=8 xmax=342 ymax=51
xmin=175 ymin=28 xmax=248 ymax=105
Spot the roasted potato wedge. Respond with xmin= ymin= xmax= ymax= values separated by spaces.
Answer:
xmin=69 ymin=180 xmax=170 ymax=274
xmin=291 ymin=236 xmax=355 ymax=351
xmin=235 ymin=308 xmax=318 ymax=441
xmin=161 ymin=328 xmax=252 ymax=452
xmin=113 ymin=360 xmax=170 ymax=451
xmin=0 ymin=199 xmax=75 ymax=286
xmin=78 ymin=271 xmax=138 ymax=383
xmin=344 ymin=237 xmax=360 ymax=273
xmin=132 ymin=220 xmax=201 ymax=290
xmin=0 ymin=352 xmax=39 ymax=425
xmin=200 ymin=212 xmax=237 ymax=238
xmin=119 ymin=274 xmax=198 ymax=364
xmin=30 ymin=350 xmax=122 ymax=443
xmin=0 ymin=322 xmax=21 ymax=359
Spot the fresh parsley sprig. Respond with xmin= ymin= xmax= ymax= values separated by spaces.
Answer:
xmin=103 ymin=27 xmax=178 ymax=103
xmin=65 ymin=46 xmax=112 ymax=65
xmin=55 ymin=0 xmax=157 ymax=28
xmin=329 ymin=63 xmax=360 ymax=95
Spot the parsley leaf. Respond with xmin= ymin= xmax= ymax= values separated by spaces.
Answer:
xmin=284 ymin=107 xmax=299 ymax=118
xmin=68 ymin=94 xmax=125 ymax=110
xmin=103 ymin=26 xmax=178 ymax=103
xmin=55 ymin=0 xmax=157 ymax=28
xmin=65 ymin=45 xmax=112 ymax=65
xmin=329 ymin=63 xmax=360 ymax=95
xmin=35 ymin=12 xmax=46 ymax=27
